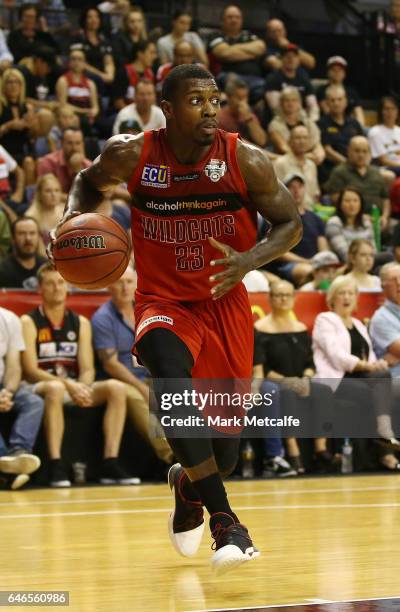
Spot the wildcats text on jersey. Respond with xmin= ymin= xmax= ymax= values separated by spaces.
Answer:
xmin=141 ymin=214 xmax=235 ymax=243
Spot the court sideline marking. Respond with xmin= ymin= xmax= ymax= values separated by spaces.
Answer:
xmin=0 ymin=483 xmax=398 ymax=509
xmin=2 ymin=501 xmax=400 ymax=520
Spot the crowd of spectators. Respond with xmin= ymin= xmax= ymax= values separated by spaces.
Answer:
xmin=0 ymin=2 xmax=400 ymax=487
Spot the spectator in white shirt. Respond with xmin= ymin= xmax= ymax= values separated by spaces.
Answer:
xmin=274 ymin=125 xmax=320 ymax=208
xmin=368 ymin=96 xmax=400 ymax=175
xmin=0 ymin=29 xmax=13 ymax=74
xmin=112 ymin=79 xmax=165 ymax=136
xmin=157 ymin=10 xmax=208 ymax=66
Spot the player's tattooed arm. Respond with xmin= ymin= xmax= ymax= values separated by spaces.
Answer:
xmin=208 ymin=140 xmax=302 ymax=300
xmin=237 ymin=140 xmax=302 ymax=269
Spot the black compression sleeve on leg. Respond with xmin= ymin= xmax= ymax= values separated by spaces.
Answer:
xmin=212 ymin=437 xmax=240 ymax=479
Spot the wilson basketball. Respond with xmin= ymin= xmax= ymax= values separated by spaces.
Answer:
xmin=53 ymin=213 xmax=130 ymax=289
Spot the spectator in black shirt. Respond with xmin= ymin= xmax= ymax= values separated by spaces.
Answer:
xmin=7 ymin=4 xmax=58 ymax=64
xmin=264 ymin=18 xmax=316 ymax=73
xmin=208 ymin=4 xmax=266 ymax=103
xmin=316 ymin=56 xmax=365 ymax=127
xmin=264 ymin=44 xmax=319 ymax=121
xmin=18 ymin=47 xmax=60 ymax=112
xmin=0 ymin=217 xmax=46 ymax=289
xmin=318 ymin=84 xmax=363 ymax=184
xmin=254 ymin=279 xmax=337 ymax=475
xmin=71 ymin=7 xmax=115 ymax=93
xmin=111 ymin=6 xmax=148 ymax=68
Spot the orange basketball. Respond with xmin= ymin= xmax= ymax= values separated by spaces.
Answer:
xmin=53 ymin=213 xmax=130 ymax=289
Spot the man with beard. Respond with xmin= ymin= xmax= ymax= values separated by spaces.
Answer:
xmin=0 ymin=217 xmax=46 ymax=289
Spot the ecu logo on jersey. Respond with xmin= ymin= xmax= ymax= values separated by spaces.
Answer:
xmin=204 ymin=159 xmax=227 ymax=183
xmin=141 ymin=164 xmax=170 ymax=188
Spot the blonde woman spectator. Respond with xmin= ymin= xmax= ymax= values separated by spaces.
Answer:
xmin=313 ymin=275 xmax=400 ymax=469
xmin=326 ymin=188 xmax=374 ymax=262
xmin=25 ymin=174 xmax=64 ymax=254
xmin=157 ymin=10 xmax=208 ymax=67
xmin=0 ymin=68 xmax=37 ymax=184
xmin=268 ymin=87 xmax=324 ymax=164
xmin=111 ymin=6 xmax=148 ymax=67
xmin=343 ymin=239 xmax=382 ymax=292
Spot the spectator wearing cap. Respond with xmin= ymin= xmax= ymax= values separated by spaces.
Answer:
xmin=208 ymin=5 xmax=266 ymax=103
xmin=299 ymin=251 xmax=340 ymax=291
xmin=264 ymin=18 xmax=316 ymax=73
xmin=325 ymin=136 xmax=391 ymax=230
xmin=112 ymin=79 xmax=165 ymax=136
xmin=268 ymin=87 xmax=324 ymax=165
xmin=118 ymin=120 xmax=141 ymax=136
xmin=318 ymin=84 xmax=363 ymax=185
xmin=265 ymin=172 xmax=329 ymax=286
xmin=218 ymin=76 xmax=267 ymax=148
xmin=274 ymin=125 xmax=320 ymax=208
xmin=264 ymin=44 xmax=319 ymax=121
xmin=316 ymin=56 xmax=365 ymax=127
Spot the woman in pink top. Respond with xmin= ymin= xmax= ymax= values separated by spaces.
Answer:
xmin=312 ymin=275 xmax=400 ymax=469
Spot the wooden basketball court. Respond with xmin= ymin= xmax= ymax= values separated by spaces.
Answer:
xmin=1 ymin=474 xmax=400 ymax=611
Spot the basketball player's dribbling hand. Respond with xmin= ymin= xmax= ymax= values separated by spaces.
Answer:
xmin=209 ymin=237 xmax=251 ymax=300
xmin=47 ymin=211 xmax=82 ymax=264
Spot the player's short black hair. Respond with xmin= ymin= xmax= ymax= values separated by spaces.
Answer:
xmin=161 ymin=64 xmax=216 ymax=102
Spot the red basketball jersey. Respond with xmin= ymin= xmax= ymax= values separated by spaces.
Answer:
xmin=127 ymin=128 xmax=257 ymax=302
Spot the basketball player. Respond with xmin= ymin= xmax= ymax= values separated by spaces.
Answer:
xmin=50 ymin=65 xmax=302 ymax=573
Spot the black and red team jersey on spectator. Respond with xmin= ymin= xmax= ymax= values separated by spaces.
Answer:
xmin=124 ymin=65 xmax=154 ymax=101
xmin=64 ymin=71 xmax=91 ymax=108
xmin=28 ymin=307 xmax=80 ymax=379
xmin=127 ymin=128 xmax=258 ymax=303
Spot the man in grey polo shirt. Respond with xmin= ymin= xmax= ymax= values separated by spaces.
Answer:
xmin=370 ymin=263 xmax=400 ymax=377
